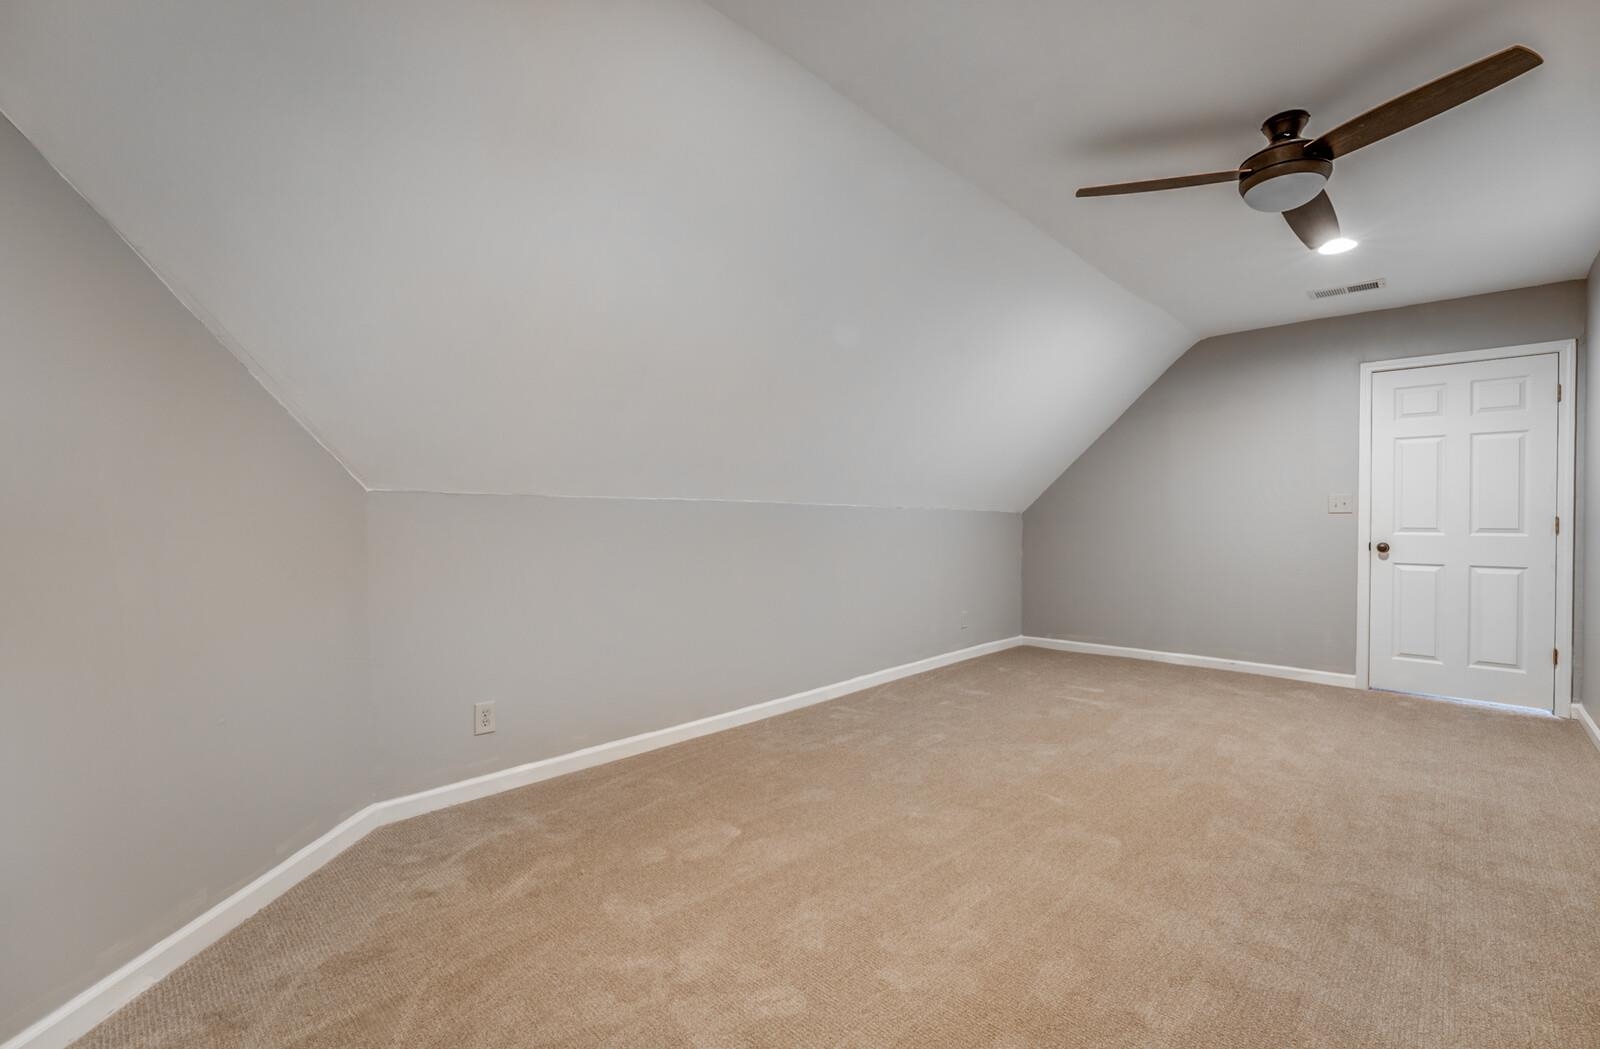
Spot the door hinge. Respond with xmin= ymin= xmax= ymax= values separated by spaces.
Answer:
xmin=1558 ymin=383 xmax=1563 ymax=402
xmin=1554 ymin=648 xmax=1560 ymax=666
xmin=1556 ymin=515 xmax=1561 ymax=535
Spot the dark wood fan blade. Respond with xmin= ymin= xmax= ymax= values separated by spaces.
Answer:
xmin=1308 ymin=45 xmax=1542 ymax=160
xmin=1283 ymin=191 xmax=1340 ymax=250
xmin=1076 ymin=170 xmax=1239 ymax=197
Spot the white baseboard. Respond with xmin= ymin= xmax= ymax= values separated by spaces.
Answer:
xmin=3 ymin=635 xmax=1022 ymax=1049
xmin=2 ymin=806 xmax=389 ymax=1049
xmin=1575 ymin=704 xmax=1600 ymax=755
xmin=1020 ymin=636 xmax=1360 ymax=689
xmin=373 ymin=634 xmax=1021 ymax=825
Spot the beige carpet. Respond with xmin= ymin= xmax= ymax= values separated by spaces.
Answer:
xmin=73 ymin=648 xmax=1600 ymax=1048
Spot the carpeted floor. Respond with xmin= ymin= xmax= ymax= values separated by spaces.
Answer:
xmin=73 ymin=648 xmax=1600 ymax=1048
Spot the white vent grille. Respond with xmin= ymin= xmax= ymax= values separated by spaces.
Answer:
xmin=1308 ymin=277 xmax=1387 ymax=301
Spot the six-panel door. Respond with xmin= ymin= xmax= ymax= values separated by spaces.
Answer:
xmin=1368 ymin=354 xmax=1559 ymax=710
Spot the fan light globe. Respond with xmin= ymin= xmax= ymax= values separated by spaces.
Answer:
xmin=1317 ymin=237 xmax=1359 ymax=255
xmin=1240 ymin=170 xmax=1328 ymax=213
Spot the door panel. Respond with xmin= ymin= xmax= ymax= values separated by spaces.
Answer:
xmin=1368 ymin=354 xmax=1558 ymax=710
xmin=1393 ymin=564 xmax=1442 ymax=662
xmin=1393 ymin=437 xmax=1442 ymax=532
xmin=1467 ymin=566 xmax=1523 ymax=669
xmin=1469 ymin=432 xmax=1525 ymax=534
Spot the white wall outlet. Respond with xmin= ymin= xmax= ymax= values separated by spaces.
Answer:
xmin=960 ymin=608 xmax=970 ymax=632
xmin=1327 ymin=493 xmax=1353 ymax=514
xmin=473 ymin=701 xmax=496 ymax=735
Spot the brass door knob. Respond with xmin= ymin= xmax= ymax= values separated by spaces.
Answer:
xmin=1375 ymin=542 xmax=1390 ymax=554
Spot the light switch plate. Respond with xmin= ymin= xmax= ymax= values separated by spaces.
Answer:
xmin=1327 ymin=493 xmax=1353 ymax=514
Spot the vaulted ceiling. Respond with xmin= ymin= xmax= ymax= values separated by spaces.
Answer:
xmin=2 ymin=1 xmax=1593 ymax=512
xmin=708 ymin=0 xmax=1600 ymax=336
xmin=0 ymin=0 xmax=1189 ymax=512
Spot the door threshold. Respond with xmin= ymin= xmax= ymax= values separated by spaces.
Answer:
xmin=1371 ymin=687 xmax=1557 ymax=718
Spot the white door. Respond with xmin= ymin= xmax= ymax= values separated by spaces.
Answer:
xmin=1368 ymin=353 xmax=1559 ymax=710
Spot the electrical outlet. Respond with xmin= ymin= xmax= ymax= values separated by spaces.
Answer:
xmin=959 ymin=608 xmax=970 ymax=632
xmin=1327 ymin=493 xmax=1353 ymax=514
xmin=473 ymin=701 xmax=496 ymax=735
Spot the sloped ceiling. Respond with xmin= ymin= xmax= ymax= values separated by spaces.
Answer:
xmin=707 ymin=0 xmax=1600 ymax=337
xmin=0 ymin=0 xmax=1192 ymax=513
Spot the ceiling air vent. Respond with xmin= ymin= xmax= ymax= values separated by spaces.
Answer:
xmin=1307 ymin=277 xmax=1387 ymax=301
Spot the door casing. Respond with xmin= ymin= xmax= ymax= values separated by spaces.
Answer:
xmin=1355 ymin=340 xmax=1576 ymax=716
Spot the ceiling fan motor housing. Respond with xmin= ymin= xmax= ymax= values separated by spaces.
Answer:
xmin=1239 ymin=110 xmax=1332 ymax=213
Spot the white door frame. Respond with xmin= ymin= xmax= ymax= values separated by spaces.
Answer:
xmin=1355 ymin=340 xmax=1576 ymax=716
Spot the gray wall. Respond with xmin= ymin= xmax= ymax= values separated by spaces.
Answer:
xmin=367 ymin=493 xmax=1020 ymax=796
xmin=0 ymin=118 xmax=373 ymax=1040
xmin=1023 ymin=282 xmax=1589 ymax=674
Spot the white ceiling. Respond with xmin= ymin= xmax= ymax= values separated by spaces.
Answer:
xmin=706 ymin=0 xmax=1600 ymax=336
xmin=7 ymin=2 xmax=1593 ymax=512
xmin=0 ymin=0 xmax=1191 ymax=512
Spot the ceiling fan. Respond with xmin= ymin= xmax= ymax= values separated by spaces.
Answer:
xmin=1076 ymin=45 xmax=1543 ymax=254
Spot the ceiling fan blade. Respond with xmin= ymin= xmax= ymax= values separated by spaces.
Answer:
xmin=1283 ymin=191 xmax=1341 ymax=250
xmin=1308 ymin=45 xmax=1542 ymax=160
xmin=1076 ymin=170 xmax=1239 ymax=197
